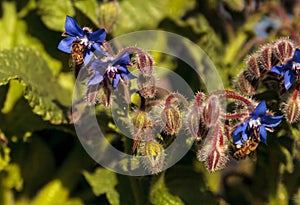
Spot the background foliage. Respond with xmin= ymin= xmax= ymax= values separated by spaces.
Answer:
xmin=0 ymin=0 xmax=300 ymax=204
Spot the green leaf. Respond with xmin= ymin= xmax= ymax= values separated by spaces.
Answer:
xmin=0 ymin=163 xmax=23 ymax=191
xmin=29 ymin=179 xmax=83 ymax=205
xmin=0 ymin=47 xmax=70 ymax=124
xmin=1 ymin=80 xmax=24 ymax=114
xmin=150 ymin=173 xmax=184 ymax=205
xmin=74 ymin=0 xmax=99 ymax=26
xmin=0 ymin=1 xmax=62 ymax=75
xmin=112 ymin=0 xmax=195 ymax=36
xmin=37 ymin=0 xmax=75 ymax=31
xmin=83 ymin=168 xmax=120 ymax=205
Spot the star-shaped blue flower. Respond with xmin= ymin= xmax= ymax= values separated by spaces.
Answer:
xmin=87 ymin=52 xmax=136 ymax=88
xmin=271 ymin=48 xmax=300 ymax=90
xmin=232 ymin=101 xmax=282 ymax=146
xmin=57 ymin=16 xmax=106 ymax=64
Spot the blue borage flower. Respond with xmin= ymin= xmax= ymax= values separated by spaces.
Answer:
xmin=87 ymin=52 xmax=136 ymax=88
xmin=232 ymin=101 xmax=283 ymax=146
xmin=271 ymin=48 xmax=300 ymax=90
xmin=57 ymin=16 xmax=106 ymax=64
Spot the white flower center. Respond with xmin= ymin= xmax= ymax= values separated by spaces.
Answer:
xmin=106 ymin=64 xmax=118 ymax=78
xmin=249 ymin=118 xmax=261 ymax=128
xmin=81 ymin=36 xmax=90 ymax=48
xmin=292 ymin=62 xmax=300 ymax=71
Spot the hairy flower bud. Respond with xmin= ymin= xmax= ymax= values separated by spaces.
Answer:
xmin=136 ymin=51 xmax=154 ymax=76
xmin=132 ymin=111 xmax=151 ymax=130
xmin=273 ymin=38 xmax=295 ymax=64
xmin=162 ymin=106 xmax=181 ymax=135
xmin=142 ymin=140 xmax=165 ymax=174
xmin=186 ymin=108 xmax=209 ymax=141
xmin=85 ymin=78 xmax=113 ymax=107
xmin=234 ymin=71 xmax=258 ymax=96
xmin=246 ymin=54 xmax=261 ymax=78
xmin=259 ymin=44 xmax=274 ymax=71
xmin=282 ymin=96 xmax=300 ymax=123
xmin=99 ymin=1 xmax=120 ymax=32
xmin=131 ymin=111 xmax=153 ymax=152
xmin=197 ymin=124 xmax=228 ymax=172
xmin=137 ymin=74 xmax=156 ymax=99
xmin=202 ymin=95 xmax=221 ymax=127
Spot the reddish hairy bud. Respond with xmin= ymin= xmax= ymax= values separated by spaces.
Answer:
xmin=136 ymin=51 xmax=154 ymax=76
xmin=234 ymin=71 xmax=258 ymax=96
xmin=246 ymin=54 xmax=261 ymax=78
xmin=273 ymin=38 xmax=295 ymax=64
xmin=259 ymin=45 xmax=274 ymax=71
xmin=137 ymin=74 xmax=156 ymax=99
xmin=283 ymin=96 xmax=300 ymax=123
xmin=202 ymin=95 xmax=221 ymax=127
xmin=162 ymin=106 xmax=181 ymax=136
xmin=197 ymin=124 xmax=228 ymax=172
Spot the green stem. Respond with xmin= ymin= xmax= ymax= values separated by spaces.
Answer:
xmin=129 ymin=176 xmax=145 ymax=205
xmin=123 ymin=136 xmax=145 ymax=205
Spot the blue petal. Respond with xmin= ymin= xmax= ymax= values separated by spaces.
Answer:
xmin=284 ymin=70 xmax=296 ymax=90
xmin=292 ymin=48 xmax=300 ymax=63
xmin=57 ymin=37 xmax=76 ymax=53
xmin=83 ymin=50 xmax=94 ymax=66
xmin=92 ymin=60 xmax=109 ymax=75
xmin=261 ymin=115 xmax=283 ymax=127
xmin=118 ymin=65 xmax=129 ymax=73
xmin=122 ymin=72 xmax=137 ymax=80
xmin=65 ymin=16 xmax=84 ymax=37
xmin=232 ymin=123 xmax=246 ymax=136
xmin=251 ymin=101 xmax=266 ymax=118
xmin=259 ymin=125 xmax=267 ymax=144
xmin=232 ymin=122 xmax=249 ymax=144
xmin=113 ymin=52 xmax=130 ymax=66
xmin=87 ymin=71 xmax=104 ymax=85
xmin=112 ymin=74 xmax=121 ymax=88
xmin=271 ymin=65 xmax=286 ymax=75
xmin=91 ymin=43 xmax=102 ymax=53
xmin=88 ymin=29 xmax=106 ymax=42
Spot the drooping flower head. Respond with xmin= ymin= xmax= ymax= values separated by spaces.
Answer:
xmin=57 ymin=16 xmax=106 ymax=64
xmin=271 ymin=48 xmax=300 ymax=90
xmin=232 ymin=101 xmax=283 ymax=146
xmin=87 ymin=52 xmax=136 ymax=89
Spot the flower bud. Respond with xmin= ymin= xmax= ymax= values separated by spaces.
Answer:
xmin=186 ymin=106 xmax=208 ymax=141
xmin=99 ymin=1 xmax=120 ymax=32
xmin=137 ymin=74 xmax=156 ymax=99
xmin=246 ymin=54 xmax=261 ymax=78
xmin=234 ymin=71 xmax=258 ymax=96
xmin=142 ymin=140 xmax=165 ymax=174
xmin=283 ymin=96 xmax=300 ymax=123
xmin=197 ymin=124 xmax=228 ymax=172
xmin=273 ymin=38 xmax=295 ymax=64
xmin=202 ymin=95 xmax=221 ymax=127
xmin=259 ymin=44 xmax=274 ymax=71
xmin=132 ymin=111 xmax=150 ymax=130
xmin=162 ymin=106 xmax=181 ymax=135
xmin=85 ymin=84 xmax=101 ymax=105
xmin=136 ymin=51 xmax=154 ymax=76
